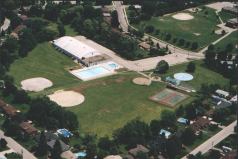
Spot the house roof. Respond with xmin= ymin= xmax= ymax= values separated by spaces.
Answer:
xmin=215 ymin=89 xmax=229 ymax=97
xmin=13 ymin=25 xmax=26 ymax=34
xmin=19 ymin=122 xmax=38 ymax=135
xmin=138 ymin=42 xmax=150 ymax=50
xmin=128 ymin=145 xmax=149 ymax=157
xmin=0 ymin=99 xmax=18 ymax=117
xmin=190 ymin=117 xmax=210 ymax=132
xmin=47 ymin=139 xmax=70 ymax=152
xmin=53 ymin=36 xmax=101 ymax=59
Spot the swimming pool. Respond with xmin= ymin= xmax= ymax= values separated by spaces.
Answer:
xmin=71 ymin=66 xmax=112 ymax=81
xmin=75 ymin=152 xmax=87 ymax=158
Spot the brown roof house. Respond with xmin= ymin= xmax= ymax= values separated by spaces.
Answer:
xmin=0 ymin=99 xmax=19 ymax=117
xmin=128 ymin=145 xmax=149 ymax=158
xmin=190 ymin=117 xmax=210 ymax=133
xmin=139 ymin=42 xmax=151 ymax=51
xmin=19 ymin=122 xmax=38 ymax=136
xmin=10 ymin=24 xmax=26 ymax=39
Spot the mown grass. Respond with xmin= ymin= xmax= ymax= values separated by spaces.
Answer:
xmin=132 ymin=7 xmax=221 ymax=51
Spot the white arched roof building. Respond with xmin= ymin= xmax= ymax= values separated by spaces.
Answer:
xmin=52 ymin=36 xmax=101 ymax=60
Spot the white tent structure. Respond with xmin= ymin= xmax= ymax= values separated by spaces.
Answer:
xmin=52 ymin=36 xmax=101 ymax=60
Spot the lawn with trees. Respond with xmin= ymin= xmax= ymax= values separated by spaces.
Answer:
xmin=214 ymin=30 xmax=238 ymax=54
xmin=162 ymin=60 xmax=230 ymax=90
xmin=130 ymin=7 xmax=222 ymax=51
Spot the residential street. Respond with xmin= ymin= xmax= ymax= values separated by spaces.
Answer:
xmin=0 ymin=130 xmax=37 ymax=159
xmin=113 ymin=1 xmax=128 ymax=33
xmin=181 ymin=120 xmax=237 ymax=159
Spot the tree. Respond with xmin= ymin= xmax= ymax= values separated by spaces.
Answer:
xmin=98 ymin=137 xmax=118 ymax=155
xmin=191 ymin=42 xmax=198 ymax=50
xmin=207 ymin=150 xmax=221 ymax=159
xmin=150 ymin=120 xmax=162 ymax=136
xmin=111 ymin=10 xmax=119 ymax=28
xmin=57 ymin=22 xmax=65 ymax=37
xmin=13 ymin=90 xmax=30 ymax=104
xmin=160 ymin=110 xmax=176 ymax=128
xmin=225 ymin=43 xmax=234 ymax=52
xmin=144 ymin=25 xmax=154 ymax=33
xmin=0 ymin=138 xmax=7 ymax=148
xmin=18 ymin=28 xmax=37 ymax=57
xmin=186 ymin=62 xmax=196 ymax=73
xmin=178 ymin=39 xmax=185 ymax=46
xmin=113 ymin=119 xmax=151 ymax=147
xmin=136 ymin=151 xmax=149 ymax=159
xmin=154 ymin=60 xmax=169 ymax=74
xmin=51 ymin=140 xmax=62 ymax=159
xmin=166 ymin=136 xmax=182 ymax=158
xmin=181 ymin=127 xmax=196 ymax=145
xmin=44 ymin=3 xmax=59 ymax=21
xmin=35 ymin=131 xmax=48 ymax=156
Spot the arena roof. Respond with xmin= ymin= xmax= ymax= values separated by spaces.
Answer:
xmin=53 ymin=36 xmax=101 ymax=59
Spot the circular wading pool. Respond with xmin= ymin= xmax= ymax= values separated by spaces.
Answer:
xmin=174 ymin=73 xmax=193 ymax=81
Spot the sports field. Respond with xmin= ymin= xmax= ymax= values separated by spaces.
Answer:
xmin=151 ymin=88 xmax=188 ymax=107
xmin=132 ymin=7 xmax=221 ymax=51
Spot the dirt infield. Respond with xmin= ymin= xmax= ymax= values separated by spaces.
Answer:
xmin=48 ymin=90 xmax=85 ymax=107
xmin=104 ymin=155 xmax=122 ymax=159
xmin=21 ymin=77 xmax=53 ymax=92
xmin=132 ymin=77 xmax=151 ymax=86
xmin=172 ymin=13 xmax=194 ymax=20
xmin=150 ymin=88 xmax=189 ymax=107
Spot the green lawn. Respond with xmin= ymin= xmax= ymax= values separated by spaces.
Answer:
xmin=68 ymin=72 xmax=174 ymax=137
xmin=162 ymin=61 xmax=230 ymax=90
xmin=132 ymin=7 xmax=221 ymax=51
xmin=8 ymin=43 xmax=80 ymax=95
xmin=218 ymin=11 xmax=236 ymax=22
xmin=214 ymin=30 xmax=238 ymax=54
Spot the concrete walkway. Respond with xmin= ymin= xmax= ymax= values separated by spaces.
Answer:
xmin=0 ymin=130 xmax=37 ymax=159
xmin=181 ymin=120 xmax=237 ymax=159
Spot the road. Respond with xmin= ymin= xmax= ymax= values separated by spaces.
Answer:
xmin=181 ymin=120 xmax=237 ymax=159
xmin=0 ymin=18 xmax=10 ymax=32
xmin=0 ymin=130 xmax=37 ymax=159
xmin=113 ymin=1 xmax=128 ymax=33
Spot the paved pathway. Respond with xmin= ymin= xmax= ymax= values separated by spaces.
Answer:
xmin=113 ymin=1 xmax=128 ymax=33
xmin=181 ymin=120 xmax=237 ymax=159
xmin=0 ymin=130 xmax=37 ymax=159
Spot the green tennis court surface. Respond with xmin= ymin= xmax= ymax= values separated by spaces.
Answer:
xmin=151 ymin=88 xmax=188 ymax=107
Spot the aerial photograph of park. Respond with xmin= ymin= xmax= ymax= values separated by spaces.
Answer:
xmin=0 ymin=0 xmax=237 ymax=159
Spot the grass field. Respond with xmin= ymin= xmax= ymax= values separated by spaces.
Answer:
xmin=162 ymin=60 xmax=230 ymax=90
xmin=132 ymin=7 xmax=221 ymax=51
xmin=218 ymin=11 xmax=236 ymax=22
xmin=8 ymin=43 xmax=80 ymax=95
xmin=68 ymin=73 xmax=173 ymax=137
xmin=214 ymin=30 xmax=238 ymax=54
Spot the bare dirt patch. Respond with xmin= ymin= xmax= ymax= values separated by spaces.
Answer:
xmin=133 ymin=77 xmax=151 ymax=86
xmin=21 ymin=77 xmax=53 ymax=92
xmin=172 ymin=13 xmax=194 ymax=20
xmin=48 ymin=90 xmax=85 ymax=107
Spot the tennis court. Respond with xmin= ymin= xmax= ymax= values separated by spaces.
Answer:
xmin=150 ymin=88 xmax=189 ymax=107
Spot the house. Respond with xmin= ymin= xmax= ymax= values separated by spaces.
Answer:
xmin=138 ymin=42 xmax=150 ymax=51
xmin=36 ymin=131 xmax=70 ymax=152
xmin=10 ymin=25 xmax=26 ymax=39
xmin=0 ymin=99 xmax=19 ymax=117
xmin=177 ymin=117 xmax=189 ymax=125
xmin=165 ymin=76 xmax=181 ymax=86
xmin=19 ymin=122 xmax=38 ymax=136
xmin=230 ymin=95 xmax=237 ymax=103
xmin=226 ymin=18 xmax=238 ymax=29
xmin=133 ymin=5 xmax=142 ymax=10
xmin=190 ymin=117 xmax=210 ymax=133
xmin=215 ymin=89 xmax=229 ymax=98
xmin=104 ymin=155 xmax=122 ymax=159
xmin=222 ymin=150 xmax=237 ymax=159
xmin=159 ymin=129 xmax=172 ymax=139
xmin=128 ymin=145 xmax=149 ymax=157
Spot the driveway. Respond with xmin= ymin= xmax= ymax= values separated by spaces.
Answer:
xmin=113 ymin=1 xmax=128 ymax=33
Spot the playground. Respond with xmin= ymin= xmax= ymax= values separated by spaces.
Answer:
xmin=150 ymin=88 xmax=189 ymax=107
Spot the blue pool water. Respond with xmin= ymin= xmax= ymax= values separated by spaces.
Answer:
xmin=57 ymin=129 xmax=73 ymax=138
xmin=75 ymin=66 xmax=111 ymax=80
xmin=75 ymin=152 xmax=87 ymax=158
xmin=108 ymin=63 xmax=118 ymax=69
